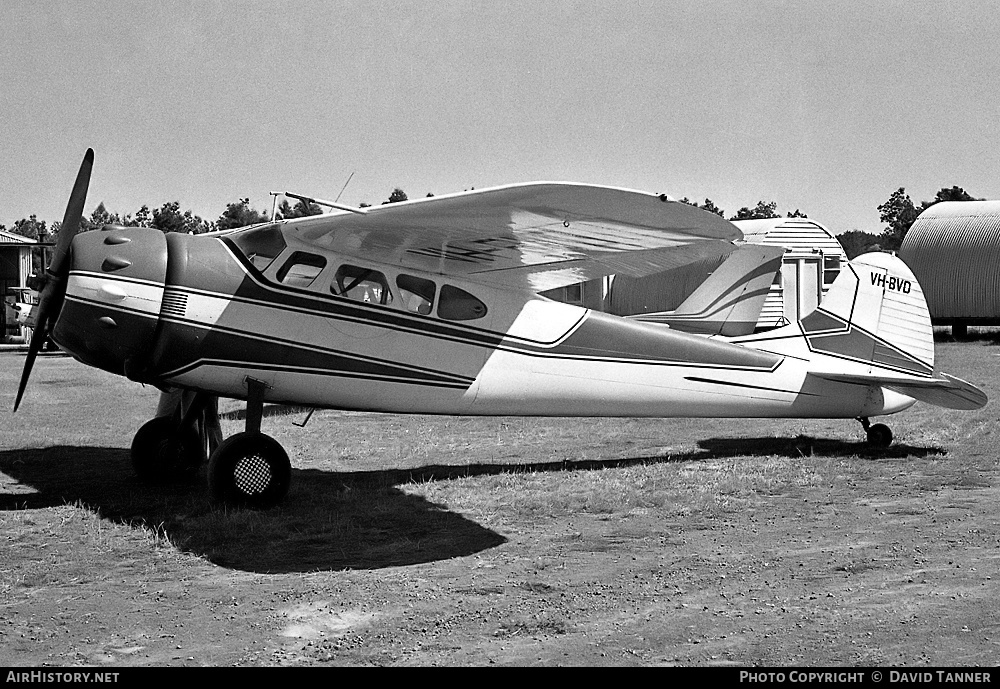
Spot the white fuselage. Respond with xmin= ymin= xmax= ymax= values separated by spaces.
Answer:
xmin=59 ymin=232 xmax=916 ymax=420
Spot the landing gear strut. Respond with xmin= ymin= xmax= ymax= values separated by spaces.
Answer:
xmin=130 ymin=393 xmax=214 ymax=484
xmin=207 ymin=377 xmax=290 ymax=509
xmin=858 ymin=417 xmax=893 ymax=448
xmin=130 ymin=378 xmax=291 ymax=508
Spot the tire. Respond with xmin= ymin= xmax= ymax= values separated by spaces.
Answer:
xmin=208 ymin=432 xmax=291 ymax=509
xmin=866 ymin=423 xmax=893 ymax=449
xmin=130 ymin=416 xmax=205 ymax=484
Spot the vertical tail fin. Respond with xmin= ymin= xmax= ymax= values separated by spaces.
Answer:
xmin=800 ymin=252 xmax=934 ymax=375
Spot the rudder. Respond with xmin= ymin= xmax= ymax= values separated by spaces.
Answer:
xmin=799 ymin=252 xmax=934 ymax=376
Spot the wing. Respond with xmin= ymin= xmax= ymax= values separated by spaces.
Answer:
xmin=286 ymin=182 xmax=741 ymax=292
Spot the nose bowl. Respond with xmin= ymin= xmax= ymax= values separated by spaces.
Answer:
xmin=52 ymin=227 xmax=168 ymax=379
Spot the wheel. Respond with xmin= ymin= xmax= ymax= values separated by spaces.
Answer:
xmin=866 ymin=423 xmax=893 ymax=448
xmin=208 ymin=432 xmax=291 ymax=509
xmin=130 ymin=416 xmax=205 ymax=484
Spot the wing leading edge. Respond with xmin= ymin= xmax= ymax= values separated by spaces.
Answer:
xmin=285 ymin=182 xmax=741 ymax=292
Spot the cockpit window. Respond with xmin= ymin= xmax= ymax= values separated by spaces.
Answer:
xmin=277 ymin=252 xmax=326 ymax=287
xmin=333 ymin=265 xmax=392 ymax=305
xmin=438 ymin=285 xmax=487 ymax=321
xmin=396 ymin=274 xmax=436 ymax=315
xmin=229 ymin=224 xmax=287 ymax=272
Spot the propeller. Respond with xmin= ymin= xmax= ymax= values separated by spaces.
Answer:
xmin=14 ymin=148 xmax=94 ymax=412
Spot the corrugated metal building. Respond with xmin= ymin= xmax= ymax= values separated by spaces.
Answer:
xmin=898 ymin=200 xmax=1000 ymax=336
xmin=734 ymin=217 xmax=846 ymax=329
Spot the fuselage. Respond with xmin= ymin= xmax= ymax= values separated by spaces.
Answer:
xmin=53 ymin=223 xmax=914 ymax=419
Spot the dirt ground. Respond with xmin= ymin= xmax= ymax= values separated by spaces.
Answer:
xmin=2 ymin=343 xmax=999 ymax=667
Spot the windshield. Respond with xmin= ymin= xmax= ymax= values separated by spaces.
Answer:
xmin=229 ymin=224 xmax=287 ymax=272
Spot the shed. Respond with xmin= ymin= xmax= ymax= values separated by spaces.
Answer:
xmin=734 ymin=217 xmax=846 ymax=329
xmin=898 ymin=200 xmax=1000 ymax=337
xmin=0 ymin=230 xmax=37 ymax=342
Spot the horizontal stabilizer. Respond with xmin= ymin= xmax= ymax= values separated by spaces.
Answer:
xmin=810 ymin=371 xmax=987 ymax=411
xmin=613 ymin=244 xmax=783 ymax=336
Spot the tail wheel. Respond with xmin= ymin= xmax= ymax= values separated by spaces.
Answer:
xmin=208 ymin=432 xmax=290 ymax=509
xmin=866 ymin=423 xmax=893 ymax=448
xmin=130 ymin=416 xmax=205 ymax=484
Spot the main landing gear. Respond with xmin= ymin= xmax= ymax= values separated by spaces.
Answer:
xmin=130 ymin=378 xmax=291 ymax=509
xmin=857 ymin=417 xmax=893 ymax=449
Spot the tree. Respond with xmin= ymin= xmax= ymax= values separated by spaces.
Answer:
xmin=82 ymin=202 xmax=122 ymax=232
xmin=217 ymin=198 xmax=269 ymax=231
xmin=383 ymin=188 xmax=408 ymax=204
xmin=929 ymin=185 xmax=979 ymax=205
xmin=877 ymin=187 xmax=919 ymax=251
xmin=699 ymin=199 xmax=724 ymax=217
xmin=150 ymin=201 xmax=212 ymax=234
xmin=729 ymin=201 xmax=778 ymax=221
xmin=123 ymin=205 xmax=152 ymax=228
xmin=679 ymin=197 xmax=725 ymax=217
xmin=786 ymin=209 xmax=808 ymax=218
xmin=10 ymin=215 xmax=47 ymax=240
xmin=837 ymin=230 xmax=881 ymax=259
xmin=276 ymin=198 xmax=322 ymax=220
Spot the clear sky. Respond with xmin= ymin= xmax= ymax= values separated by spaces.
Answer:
xmin=2 ymin=0 xmax=997 ymax=235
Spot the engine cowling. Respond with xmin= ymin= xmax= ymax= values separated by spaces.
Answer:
xmin=52 ymin=227 xmax=168 ymax=380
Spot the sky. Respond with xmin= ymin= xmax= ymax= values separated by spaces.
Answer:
xmin=2 ymin=0 xmax=998 ymax=235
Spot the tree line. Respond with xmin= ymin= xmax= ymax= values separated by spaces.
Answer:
xmin=1 ymin=184 xmax=982 ymax=261
xmin=681 ymin=186 xmax=982 ymax=259
xmin=0 ymin=187 xmax=413 ymax=243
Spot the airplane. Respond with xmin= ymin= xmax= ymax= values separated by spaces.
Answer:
xmin=13 ymin=150 xmax=988 ymax=509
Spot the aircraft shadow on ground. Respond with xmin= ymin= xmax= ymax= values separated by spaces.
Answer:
xmin=0 ymin=436 xmax=943 ymax=573
xmin=360 ymin=434 xmax=944 ymax=485
xmin=0 ymin=446 xmax=505 ymax=574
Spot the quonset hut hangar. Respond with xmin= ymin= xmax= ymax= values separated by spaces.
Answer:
xmin=732 ymin=217 xmax=846 ymax=329
xmin=899 ymin=200 xmax=1000 ymax=338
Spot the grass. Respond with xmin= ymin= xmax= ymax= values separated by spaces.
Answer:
xmin=1 ymin=332 xmax=999 ymax=666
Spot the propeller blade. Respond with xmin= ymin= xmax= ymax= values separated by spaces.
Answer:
xmin=13 ymin=309 xmax=51 ymax=412
xmin=13 ymin=149 xmax=94 ymax=412
xmin=49 ymin=147 xmax=94 ymax=277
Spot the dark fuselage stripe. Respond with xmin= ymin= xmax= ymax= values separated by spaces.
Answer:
xmin=684 ymin=376 xmax=820 ymax=397
xmin=156 ymin=313 xmax=476 ymax=385
xmin=165 ymin=358 xmax=471 ymax=389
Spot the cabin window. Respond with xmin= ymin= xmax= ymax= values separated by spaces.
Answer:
xmin=333 ymin=265 xmax=393 ymax=305
xmin=230 ymin=224 xmax=286 ymax=271
xmin=396 ymin=274 xmax=436 ymax=315
xmin=277 ymin=252 xmax=326 ymax=287
xmin=438 ymin=285 xmax=487 ymax=321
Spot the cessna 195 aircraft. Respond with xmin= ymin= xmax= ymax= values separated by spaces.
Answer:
xmin=14 ymin=150 xmax=988 ymax=509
